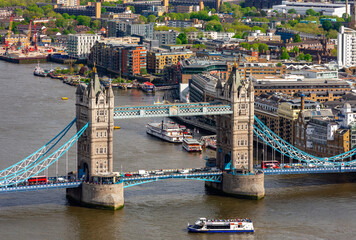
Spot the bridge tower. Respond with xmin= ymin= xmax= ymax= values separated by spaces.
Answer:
xmin=206 ymin=64 xmax=265 ymax=199
xmin=66 ymin=66 xmax=124 ymax=210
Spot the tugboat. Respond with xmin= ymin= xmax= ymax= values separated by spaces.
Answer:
xmin=33 ymin=63 xmax=47 ymax=77
xmin=188 ymin=218 xmax=254 ymax=233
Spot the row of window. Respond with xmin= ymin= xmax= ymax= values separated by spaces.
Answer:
xmin=96 ymin=147 xmax=107 ymax=154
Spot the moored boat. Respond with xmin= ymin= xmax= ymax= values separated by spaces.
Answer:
xmin=146 ymin=122 xmax=183 ymax=143
xmin=182 ymin=138 xmax=202 ymax=152
xmin=187 ymin=218 xmax=254 ymax=233
xmin=141 ymin=81 xmax=155 ymax=92
xmin=33 ymin=63 xmax=47 ymax=77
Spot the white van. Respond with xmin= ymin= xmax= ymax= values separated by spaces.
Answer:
xmin=138 ymin=170 xmax=149 ymax=177
xmin=178 ymin=169 xmax=189 ymax=174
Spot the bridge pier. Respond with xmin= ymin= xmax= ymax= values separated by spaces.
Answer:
xmin=206 ymin=172 xmax=265 ymax=200
xmin=66 ymin=182 xmax=124 ymax=210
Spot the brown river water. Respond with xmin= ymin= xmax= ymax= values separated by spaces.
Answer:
xmin=0 ymin=61 xmax=356 ymax=240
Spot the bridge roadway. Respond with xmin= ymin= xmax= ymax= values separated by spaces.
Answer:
xmin=0 ymin=181 xmax=82 ymax=193
xmin=2 ymin=167 xmax=356 ymax=193
xmin=113 ymin=102 xmax=233 ymax=119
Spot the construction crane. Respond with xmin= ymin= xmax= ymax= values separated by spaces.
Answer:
xmin=34 ymin=23 xmax=37 ymax=51
xmin=5 ymin=14 xmax=13 ymax=49
xmin=27 ymin=20 xmax=32 ymax=46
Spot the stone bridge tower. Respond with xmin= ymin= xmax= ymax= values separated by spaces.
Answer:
xmin=75 ymin=67 xmax=114 ymax=179
xmin=206 ymin=64 xmax=265 ymax=199
xmin=215 ymin=64 xmax=254 ymax=173
xmin=67 ymin=66 xmax=124 ymax=210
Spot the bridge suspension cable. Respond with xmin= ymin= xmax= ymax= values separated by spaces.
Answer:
xmin=0 ymin=121 xmax=88 ymax=187
xmin=253 ymin=116 xmax=356 ymax=165
xmin=0 ymin=118 xmax=77 ymax=181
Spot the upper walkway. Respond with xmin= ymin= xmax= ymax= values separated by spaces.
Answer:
xmin=114 ymin=102 xmax=232 ymax=119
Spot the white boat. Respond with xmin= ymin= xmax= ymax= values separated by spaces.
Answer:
xmin=188 ymin=218 xmax=254 ymax=233
xmin=182 ymin=138 xmax=202 ymax=152
xmin=33 ymin=63 xmax=47 ymax=77
xmin=146 ymin=122 xmax=183 ymax=143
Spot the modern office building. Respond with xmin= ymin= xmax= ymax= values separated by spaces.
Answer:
xmin=273 ymin=1 xmax=349 ymax=18
xmin=108 ymin=20 xmax=154 ymax=39
xmin=89 ymin=39 xmax=146 ymax=76
xmin=67 ymin=34 xmax=101 ymax=59
xmin=338 ymin=26 xmax=356 ymax=68
xmin=147 ymin=49 xmax=193 ymax=73
xmin=153 ymin=30 xmax=177 ymax=46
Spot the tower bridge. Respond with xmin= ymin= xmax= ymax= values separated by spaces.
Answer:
xmin=2 ymin=65 xmax=356 ymax=209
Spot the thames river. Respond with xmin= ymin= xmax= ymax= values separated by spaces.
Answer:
xmin=1 ymin=61 xmax=356 ymax=239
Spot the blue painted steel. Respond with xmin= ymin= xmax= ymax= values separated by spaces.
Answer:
xmin=114 ymin=102 xmax=233 ymax=119
xmin=123 ymin=172 xmax=222 ymax=188
xmin=0 ymin=181 xmax=82 ymax=193
xmin=0 ymin=118 xmax=77 ymax=179
xmin=254 ymin=116 xmax=320 ymax=160
xmin=263 ymin=166 xmax=356 ymax=175
xmin=0 ymin=122 xmax=89 ymax=186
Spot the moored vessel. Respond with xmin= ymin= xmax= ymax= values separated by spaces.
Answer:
xmin=146 ymin=122 xmax=183 ymax=143
xmin=187 ymin=218 xmax=254 ymax=233
xmin=182 ymin=138 xmax=202 ymax=152
xmin=33 ymin=63 xmax=47 ymax=77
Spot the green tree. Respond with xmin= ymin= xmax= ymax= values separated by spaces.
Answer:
xmin=147 ymin=15 xmax=156 ymax=23
xmin=258 ymin=43 xmax=268 ymax=53
xmin=176 ymin=38 xmax=182 ymax=44
xmin=197 ymin=32 xmax=204 ymax=39
xmin=292 ymin=46 xmax=299 ymax=54
xmin=293 ymin=33 xmax=302 ymax=43
xmin=322 ymin=20 xmax=332 ymax=31
xmin=139 ymin=15 xmax=147 ymax=24
xmin=281 ymin=50 xmax=290 ymax=60
xmin=288 ymin=8 xmax=297 ymax=14
xmin=14 ymin=8 xmax=23 ymax=16
xmin=297 ymin=52 xmax=305 ymax=61
xmin=331 ymin=48 xmax=337 ymax=57
xmin=251 ymin=43 xmax=259 ymax=50
xmin=76 ymin=15 xmax=91 ymax=26
xmin=306 ymin=9 xmax=317 ymax=16
xmin=304 ymin=53 xmax=312 ymax=62
xmin=326 ymin=29 xmax=338 ymax=39
xmin=91 ymin=20 xmax=101 ymax=30
xmin=277 ymin=62 xmax=283 ymax=67
xmin=62 ymin=13 xmax=70 ymax=19
xmin=101 ymin=7 xmax=107 ymax=14
xmin=288 ymin=20 xmax=298 ymax=27
xmin=333 ymin=22 xmax=343 ymax=31
xmin=177 ymin=33 xmax=187 ymax=44
xmin=140 ymin=68 xmax=147 ymax=75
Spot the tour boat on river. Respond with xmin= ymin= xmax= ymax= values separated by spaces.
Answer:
xmin=187 ymin=218 xmax=254 ymax=233
xmin=146 ymin=122 xmax=183 ymax=143
xmin=182 ymin=138 xmax=202 ymax=152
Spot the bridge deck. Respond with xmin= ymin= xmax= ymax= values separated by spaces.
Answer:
xmin=0 ymin=181 xmax=82 ymax=194
xmin=2 ymin=167 xmax=356 ymax=193
xmin=114 ymin=102 xmax=232 ymax=119
xmin=263 ymin=167 xmax=356 ymax=175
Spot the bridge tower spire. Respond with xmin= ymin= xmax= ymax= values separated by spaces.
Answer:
xmin=67 ymin=69 xmax=123 ymax=210
xmin=206 ymin=64 xmax=264 ymax=199
xmin=76 ymin=69 xmax=114 ymax=178
xmin=215 ymin=64 xmax=254 ymax=173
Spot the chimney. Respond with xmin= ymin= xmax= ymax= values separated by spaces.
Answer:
xmin=301 ymin=94 xmax=305 ymax=110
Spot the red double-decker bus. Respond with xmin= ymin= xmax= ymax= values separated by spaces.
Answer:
xmin=262 ymin=161 xmax=279 ymax=169
xmin=28 ymin=176 xmax=47 ymax=185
